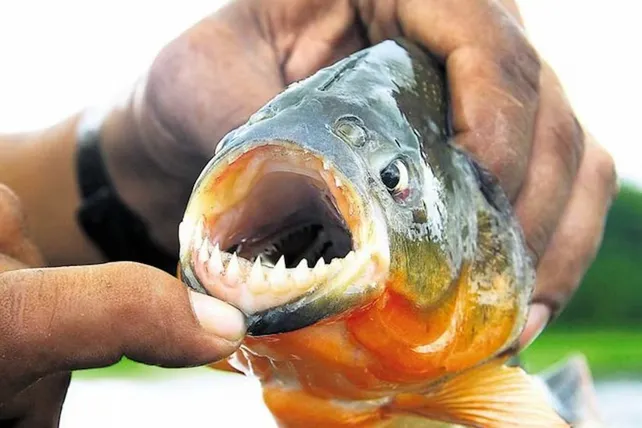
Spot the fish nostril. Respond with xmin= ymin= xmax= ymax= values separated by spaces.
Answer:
xmin=332 ymin=115 xmax=368 ymax=147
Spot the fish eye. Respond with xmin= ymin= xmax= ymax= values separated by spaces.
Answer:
xmin=380 ymin=159 xmax=410 ymax=201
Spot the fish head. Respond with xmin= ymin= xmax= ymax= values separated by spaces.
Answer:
xmin=178 ymin=132 xmax=390 ymax=335
xmin=178 ymin=40 xmax=533 ymax=344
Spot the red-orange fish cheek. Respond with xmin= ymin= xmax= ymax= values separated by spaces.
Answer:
xmin=346 ymin=264 xmax=518 ymax=384
xmin=243 ymin=323 xmax=396 ymax=400
xmin=346 ymin=291 xmax=460 ymax=382
xmin=362 ymin=274 xmax=457 ymax=348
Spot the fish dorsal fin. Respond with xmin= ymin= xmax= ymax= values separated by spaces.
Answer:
xmin=536 ymin=354 xmax=604 ymax=427
xmin=389 ymin=358 xmax=569 ymax=427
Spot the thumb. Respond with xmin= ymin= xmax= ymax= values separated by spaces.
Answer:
xmin=0 ymin=262 xmax=246 ymax=399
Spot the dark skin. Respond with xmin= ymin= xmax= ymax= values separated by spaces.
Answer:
xmin=0 ymin=184 xmax=246 ymax=425
xmin=0 ymin=0 xmax=617 ymax=426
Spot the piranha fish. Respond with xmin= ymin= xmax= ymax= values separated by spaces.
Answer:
xmin=177 ymin=39 xmax=585 ymax=427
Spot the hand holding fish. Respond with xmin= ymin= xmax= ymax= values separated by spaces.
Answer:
xmin=0 ymin=185 xmax=245 ymax=427
xmin=92 ymin=0 xmax=617 ymax=345
xmin=0 ymin=0 xmax=616 ymax=427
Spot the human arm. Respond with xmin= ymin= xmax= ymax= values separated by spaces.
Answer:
xmin=0 ymin=116 xmax=106 ymax=266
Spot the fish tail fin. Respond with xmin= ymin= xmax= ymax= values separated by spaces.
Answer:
xmin=535 ymin=354 xmax=604 ymax=427
xmin=387 ymin=358 xmax=569 ymax=427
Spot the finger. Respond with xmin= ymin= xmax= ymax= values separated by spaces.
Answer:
xmin=144 ymin=4 xmax=287 ymax=164
xmin=392 ymin=0 xmax=541 ymax=199
xmin=0 ymin=184 xmax=44 ymax=267
xmin=0 ymin=262 xmax=246 ymax=399
xmin=350 ymin=0 xmax=401 ymax=49
xmin=519 ymin=136 xmax=617 ymax=347
xmin=0 ymin=372 xmax=71 ymax=427
xmin=513 ymin=65 xmax=584 ymax=264
xmin=259 ymin=0 xmax=367 ymax=82
xmin=518 ymin=303 xmax=550 ymax=350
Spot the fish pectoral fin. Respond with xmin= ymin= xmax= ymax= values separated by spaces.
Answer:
xmin=388 ymin=359 xmax=569 ymax=428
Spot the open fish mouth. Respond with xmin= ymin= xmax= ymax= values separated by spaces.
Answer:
xmin=178 ymin=142 xmax=389 ymax=335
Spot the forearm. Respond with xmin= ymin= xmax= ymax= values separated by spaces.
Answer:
xmin=0 ymin=115 xmax=105 ymax=266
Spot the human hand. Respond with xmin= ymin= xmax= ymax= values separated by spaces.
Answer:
xmin=97 ymin=0 xmax=617 ymax=347
xmin=0 ymin=185 xmax=246 ymax=427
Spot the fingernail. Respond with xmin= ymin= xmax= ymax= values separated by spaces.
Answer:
xmin=519 ymin=303 xmax=551 ymax=350
xmin=189 ymin=291 xmax=246 ymax=341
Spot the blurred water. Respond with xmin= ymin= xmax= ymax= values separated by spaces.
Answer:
xmin=60 ymin=371 xmax=642 ymax=428
xmin=594 ymin=379 xmax=642 ymax=428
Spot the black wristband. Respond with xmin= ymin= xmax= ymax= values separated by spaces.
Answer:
xmin=75 ymin=111 xmax=178 ymax=274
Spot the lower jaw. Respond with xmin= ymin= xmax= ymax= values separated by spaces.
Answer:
xmin=181 ymin=220 xmax=388 ymax=335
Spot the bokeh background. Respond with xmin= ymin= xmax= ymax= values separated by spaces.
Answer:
xmin=1 ymin=1 xmax=640 ymax=427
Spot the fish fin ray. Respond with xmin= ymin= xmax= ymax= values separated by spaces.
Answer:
xmin=388 ymin=358 xmax=569 ymax=427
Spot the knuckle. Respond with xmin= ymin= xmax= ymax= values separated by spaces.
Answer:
xmin=592 ymin=147 xmax=618 ymax=197
xmin=104 ymin=262 xmax=170 ymax=331
xmin=107 ymin=262 xmax=154 ymax=305
xmin=525 ymin=221 xmax=552 ymax=266
xmin=497 ymin=33 xmax=542 ymax=100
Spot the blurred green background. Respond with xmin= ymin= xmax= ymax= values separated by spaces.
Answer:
xmin=77 ymin=182 xmax=642 ymax=382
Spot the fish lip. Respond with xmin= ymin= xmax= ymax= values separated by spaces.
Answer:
xmin=179 ymin=140 xmax=390 ymax=335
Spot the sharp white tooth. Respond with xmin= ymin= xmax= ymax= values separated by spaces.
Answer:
xmin=335 ymin=176 xmax=342 ymax=187
xmin=250 ymin=256 xmax=263 ymax=278
xmin=248 ymin=256 xmax=265 ymax=282
xmin=208 ymin=243 xmax=224 ymax=273
xmin=313 ymin=258 xmax=327 ymax=277
xmin=323 ymin=160 xmax=330 ymax=170
xmin=198 ymin=239 xmax=210 ymax=263
xmin=292 ymin=259 xmax=310 ymax=285
xmin=250 ymin=257 xmax=268 ymax=293
xmin=226 ymin=253 xmax=241 ymax=282
xmin=269 ymin=256 xmax=288 ymax=291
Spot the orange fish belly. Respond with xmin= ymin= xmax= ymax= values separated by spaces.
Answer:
xmin=222 ymin=265 xmax=526 ymax=427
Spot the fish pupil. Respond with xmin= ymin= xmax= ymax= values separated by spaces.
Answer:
xmin=381 ymin=164 xmax=401 ymax=190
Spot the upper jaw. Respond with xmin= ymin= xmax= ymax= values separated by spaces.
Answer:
xmin=178 ymin=142 xmax=390 ymax=335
